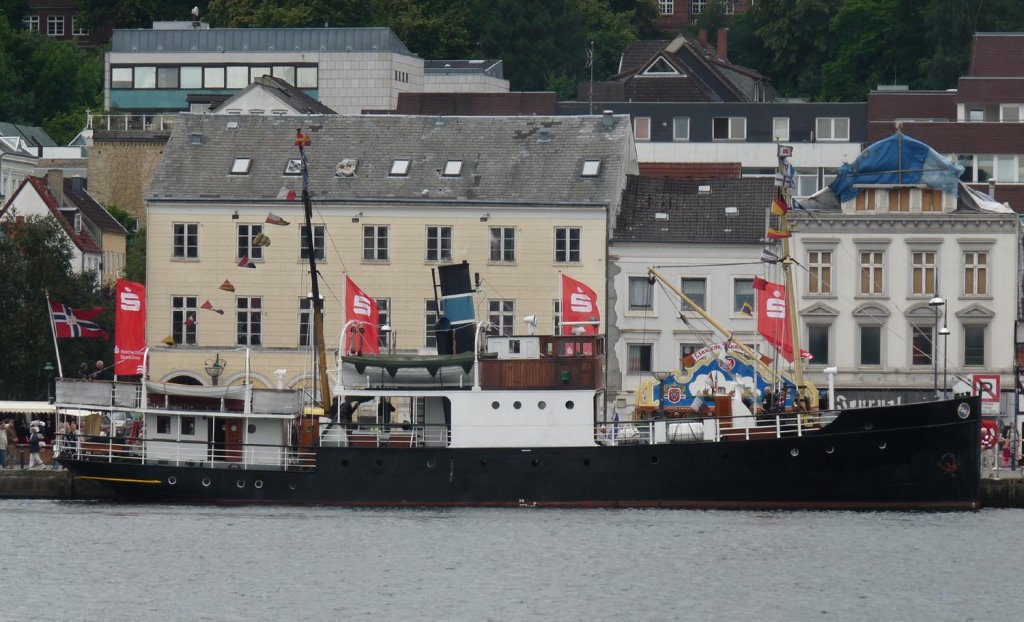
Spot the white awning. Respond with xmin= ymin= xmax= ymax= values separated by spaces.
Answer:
xmin=0 ymin=401 xmax=55 ymax=414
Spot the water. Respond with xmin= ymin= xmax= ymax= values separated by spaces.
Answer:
xmin=5 ymin=500 xmax=1016 ymax=621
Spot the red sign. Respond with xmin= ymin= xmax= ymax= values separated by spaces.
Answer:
xmin=973 ymin=374 xmax=1001 ymax=415
xmin=114 ymin=279 xmax=147 ymax=376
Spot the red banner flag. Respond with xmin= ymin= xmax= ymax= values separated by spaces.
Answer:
xmin=756 ymin=279 xmax=811 ymax=362
xmin=344 ymin=276 xmax=379 ymax=355
xmin=560 ymin=274 xmax=600 ymax=335
xmin=49 ymin=301 xmax=107 ymax=339
xmin=115 ymin=280 xmax=146 ymax=375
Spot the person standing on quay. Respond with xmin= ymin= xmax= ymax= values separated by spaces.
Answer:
xmin=0 ymin=420 xmax=7 ymax=468
xmin=27 ymin=427 xmax=44 ymax=469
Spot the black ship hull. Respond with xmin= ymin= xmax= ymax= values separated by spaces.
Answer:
xmin=59 ymin=397 xmax=982 ymax=510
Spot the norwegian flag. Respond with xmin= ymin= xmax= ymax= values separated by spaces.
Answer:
xmin=49 ymin=301 xmax=108 ymax=339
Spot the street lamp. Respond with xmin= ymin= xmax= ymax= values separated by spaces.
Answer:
xmin=43 ymin=361 xmax=54 ymax=402
xmin=929 ymin=297 xmax=945 ymax=399
xmin=653 ymin=371 xmax=670 ymax=419
xmin=939 ymin=325 xmax=950 ymax=400
xmin=205 ymin=353 xmax=226 ymax=386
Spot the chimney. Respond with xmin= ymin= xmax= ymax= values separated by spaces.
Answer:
xmin=70 ymin=176 xmax=85 ymax=194
xmin=698 ymin=29 xmax=708 ymax=47
xmin=46 ymin=170 xmax=64 ymax=206
xmin=988 ymin=178 xmax=996 ymax=199
xmin=717 ymin=28 xmax=729 ymax=61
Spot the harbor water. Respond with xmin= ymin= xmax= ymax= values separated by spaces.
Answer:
xmin=5 ymin=500 xmax=1015 ymax=621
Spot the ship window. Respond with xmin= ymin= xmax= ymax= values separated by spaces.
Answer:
xmin=157 ymin=416 xmax=171 ymax=434
xmin=513 ymin=401 xmax=522 ymax=409
xmin=491 ymin=401 xmax=499 ymax=409
xmin=181 ymin=416 xmax=196 ymax=436
xmin=538 ymin=401 xmax=547 ymax=409
xmin=565 ymin=400 xmax=575 ymax=409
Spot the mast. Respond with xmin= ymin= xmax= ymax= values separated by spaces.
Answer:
xmin=296 ymin=129 xmax=331 ymax=413
xmin=777 ymin=144 xmax=808 ymax=408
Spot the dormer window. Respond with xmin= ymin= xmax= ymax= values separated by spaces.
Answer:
xmin=390 ymin=159 xmax=411 ymax=176
xmin=443 ymin=160 xmax=463 ymax=177
xmin=643 ymin=57 xmax=681 ymax=75
xmin=582 ymin=160 xmax=601 ymax=177
xmin=74 ymin=212 xmax=82 ymax=233
xmin=231 ymin=158 xmax=252 ymax=175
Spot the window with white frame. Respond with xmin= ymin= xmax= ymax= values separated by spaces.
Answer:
xmin=489 ymin=227 xmax=515 ymax=262
xmin=815 ymin=117 xmax=850 ymax=141
xmin=376 ymin=298 xmax=391 ymax=349
xmin=807 ymin=250 xmax=832 ymax=295
xmin=964 ymin=325 xmax=985 ymax=366
xmin=807 ymin=324 xmax=830 ymax=365
xmin=911 ymin=250 xmax=936 ymax=296
xmin=298 ymin=298 xmax=312 ymax=347
xmin=859 ymin=250 xmax=885 ymax=295
xmin=180 ymin=66 xmax=202 ymax=88
xmin=390 ymin=159 xmax=410 ymax=176
xmin=582 ymin=160 xmax=601 ymax=177
xmin=691 ymin=0 xmax=707 ymax=14
xmin=627 ymin=343 xmax=653 ymax=373
xmin=659 ymin=0 xmax=674 ymax=14
xmin=230 ymin=157 xmax=252 ymax=175
xmin=733 ymin=278 xmax=754 ymax=314
xmin=773 ymin=117 xmax=790 ymax=141
xmin=47 ymin=15 xmax=64 ymax=36
xmin=226 ymin=66 xmax=248 ymax=89
xmin=911 ymin=323 xmax=933 ymax=366
xmin=634 ymin=117 xmax=651 ymax=141
xmin=553 ymin=300 xmax=562 ymax=336
xmin=794 ymin=168 xmax=818 ymax=197
xmin=1000 ymin=104 xmax=1021 ymax=122
xmin=426 ymin=226 xmax=452 ymax=262
xmin=237 ymin=224 xmax=263 ymax=260
xmin=203 ymin=66 xmax=226 ymax=88
xmin=363 ymin=225 xmax=389 ymax=261
xmin=299 ymin=224 xmax=325 ymax=261
xmin=963 ymin=250 xmax=988 ymax=295
xmin=680 ymin=343 xmax=701 ymax=365
xmin=172 ymin=296 xmax=197 ymax=345
xmin=859 ymin=325 xmax=882 ymax=366
xmin=713 ymin=117 xmax=746 ymax=140
xmin=443 ymin=160 xmax=463 ymax=177
xmin=488 ymin=300 xmax=515 ymax=336
xmin=680 ymin=278 xmax=706 ymax=312
xmin=236 ymin=297 xmax=262 ymax=346
xmin=23 ymin=15 xmax=39 ymax=31
xmin=554 ymin=227 xmax=581 ymax=263
xmin=673 ymin=117 xmax=690 ymax=141
xmin=173 ymin=223 xmax=198 ymax=259
xmin=628 ymin=277 xmax=653 ymax=311
xmin=425 ymin=299 xmax=439 ymax=348
xmin=71 ymin=16 xmax=88 ymax=35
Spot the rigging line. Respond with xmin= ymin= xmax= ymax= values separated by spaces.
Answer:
xmin=652 ymin=261 xmax=765 ymax=269
xmin=310 ymin=200 xmax=349 ymax=284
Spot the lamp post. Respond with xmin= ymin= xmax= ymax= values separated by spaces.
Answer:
xmin=928 ymin=297 xmax=945 ymax=399
xmin=43 ymin=361 xmax=54 ymax=403
xmin=205 ymin=353 xmax=226 ymax=386
xmin=939 ymin=325 xmax=950 ymax=400
xmin=653 ymin=371 xmax=670 ymax=419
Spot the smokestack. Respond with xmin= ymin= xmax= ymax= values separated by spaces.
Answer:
xmin=698 ymin=29 xmax=708 ymax=47
xmin=717 ymin=28 xmax=729 ymax=61
xmin=988 ymin=178 xmax=996 ymax=199
xmin=46 ymin=170 xmax=64 ymax=206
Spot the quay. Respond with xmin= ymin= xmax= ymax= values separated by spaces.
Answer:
xmin=1 ymin=468 xmax=1022 ymax=507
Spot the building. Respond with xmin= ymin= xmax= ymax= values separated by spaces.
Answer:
xmin=22 ymin=0 xmax=112 ymax=48
xmin=1 ymin=122 xmax=87 ymax=204
xmin=607 ymin=175 xmax=773 ymax=411
xmin=867 ymin=32 xmax=1024 ymax=213
xmin=654 ymin=2 xmax=752 ymax=32
xmin=143 ymin=113 xmax=636 ymax=389
xmin=104 ymin=25 xmax=509 ymax=115
xmin=0 ymin=172 xmax=127 ymax=284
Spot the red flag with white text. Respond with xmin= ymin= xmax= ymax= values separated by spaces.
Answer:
xmin=49 ymin=301 xmax=108 ymax=339
xmin=560 ymin=274 xmax=600 ymax=335
xmin=344 ymin=276 xmax=379 ymax=354
xmin=115 ymin=279 xmax=147 ymax=376
xmin=754 ymin=277 xmax=811 ymax=363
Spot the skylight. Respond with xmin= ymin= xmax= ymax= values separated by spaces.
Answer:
xmin=284 ymin=159 xmax=302 ymax=175
xmin=390 ymin=159 xmax=411 ymax=176
xmin=231 ymin=158 xmax=252 ymax=175
xmin=581 ymin=160 xmax=601 ymax=177
xmin=443 ymin=160 xmax=463 ymax=176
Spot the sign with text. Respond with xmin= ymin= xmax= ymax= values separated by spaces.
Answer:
xmin=972 ymin=374 xmax=1001 ymax=415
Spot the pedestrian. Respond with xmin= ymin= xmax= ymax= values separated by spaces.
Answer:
xmin=4 ymin=420 xmax=17 ymax=468
xmin=93 ymin=360 xmax=113 ymax=381
xmin=0 ymin=419 xmax=7 ymax=469
xmin=77 ymin=363 xmax=90 ymax=379
xmin=27 ymin=426 xmax=45 ymax=469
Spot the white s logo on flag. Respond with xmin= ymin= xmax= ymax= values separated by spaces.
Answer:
xmin=353 ymin=294 xmax=372 ymax=317
xmin=570 ymin=291 xmax=592 ymax=313
xmin=120 ymin=291 xmax=141 ymax=312
xmin=767 ymin=295 xmax=786 ymax=319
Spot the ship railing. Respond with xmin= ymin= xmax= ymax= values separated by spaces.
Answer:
xmin=595 ymin=411 xmax=824 ymax=445
xmin=54 ymin=434 xmax=315 ymax=471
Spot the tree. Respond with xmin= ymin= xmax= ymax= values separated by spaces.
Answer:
xmin=0 ymin=217 xmax=109 ymax=400
xmin=107 ymin=206 xmax=147 ymax=284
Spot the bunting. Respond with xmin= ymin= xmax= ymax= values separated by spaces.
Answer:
xmin=238 ymin=256 xmax=257 ymax=269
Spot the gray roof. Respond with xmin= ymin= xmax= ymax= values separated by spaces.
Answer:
xmin=214 ymin=76 xmax=337 ymax=115
xmin=112 ymin=27 xmax=413 ymax=56
xmin=425 ymin=60 xmax=504 ymax=79
xmin=613 ymin=176 xmax=773 ymax=244
xmin=0 ymin=122 xmax=57 ymax=152
xmin=149 ymin=114 xmax=631 ymax=206
xmin=64 ymin=180 xmax=129 ymax=235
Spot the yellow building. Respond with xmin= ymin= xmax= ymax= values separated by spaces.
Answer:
xmin=146 ymin=114 xmax=636 ymax=390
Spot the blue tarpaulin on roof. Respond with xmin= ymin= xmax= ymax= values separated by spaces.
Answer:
xmin=829 ymin=133 xmax=964 ymax=202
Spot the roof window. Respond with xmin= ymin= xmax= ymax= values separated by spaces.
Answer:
xmin=390 ymin=159 xmax=411 ymax=176
xmin=443 ymin=160 xmax=463 ymax=177
xmin=581 ymin=160 xmax=601 ymax=177
xmin=230 ymin=158 xmax=252 ymax=175
xmin=284 ymin=159 xmax=302 ymax=175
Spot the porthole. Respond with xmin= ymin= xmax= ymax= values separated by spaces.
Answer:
xmin=236 ymin=480 xmax=245 ymax=488
xmin=790 ymin=448 xmax=799 ymax=457
xmin=863 ymin=422 xmax=874 ymax=431
xmin=513 ymin=401 xmax=522 ymax=410
xmin=479 ymin=459 xmax=487 ymax=467
xmin=957 ymin=403 xmax=970 ymax=419
xmin=538 ymin=401 xmax=547 ymax=409
xmin=375 ymin=458 xmax=383 ymax=467
xmin=426 ymin=459 xmax=436 ymax=469
xmin=248 ymin=423 xmax=256 ymax=434
xmin=877 ymin=441 xmax=887 ymax=450
xmin=650 ymin=455 xmax=659 ymax=464
xmin=167 ymin=476 xmax=177 ymax=485
xmin=254 ymin=480 xmax=263 ymax=489
xmin=826 ymin=446 xmax=835 ymax=455
xmin=491 ymin=401 xmax=500 ymax=410
xmin=287 ymin=482 xmax=297 ymax=490
xmin=565 ymin=400 xmax=575 ymax=409
xmin=201 ymin=478 xmax=211 ymax=487
xmin=531 ymin=459 xmax=540 ymax=467
xmin=341 ymin=459 xmax=349 ymax=467
xmin=582 ymin=458 xmax=591 ymax=467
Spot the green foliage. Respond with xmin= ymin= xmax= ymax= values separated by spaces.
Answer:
xmin=0 ymin=216 xmax=109 ymax=399
xmin=692 ymin=0 xmax=733 ymax=32
xmin=106 ymin=205 xmax=147 ymax=284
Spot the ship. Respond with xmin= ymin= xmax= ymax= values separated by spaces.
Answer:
xmin=54 ymin=133 xmax=981 ymax=509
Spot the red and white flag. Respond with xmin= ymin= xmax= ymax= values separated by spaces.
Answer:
xmin=49 ymin=301 xmax=108 ymax=339
xmin=754 ymin=277 xmax=810 ymax=362
xmin=344 ymin=276 xmax=379 ymax=355
xmin=114 ymin=280 xmax=146 ymax=375
xmin=560 ymin=274 xmax=600 ymax=335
